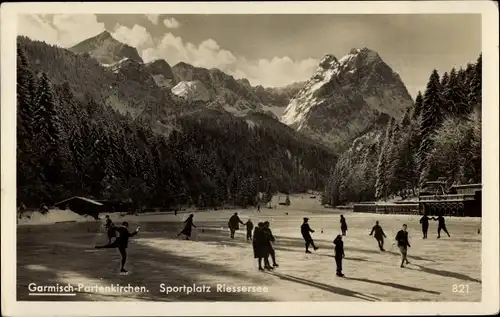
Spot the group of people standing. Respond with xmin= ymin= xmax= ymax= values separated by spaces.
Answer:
xmin=252 ymin=221 xmax=279 ymax=270
xmin=225 ymin=212 xmax=279 ymax=271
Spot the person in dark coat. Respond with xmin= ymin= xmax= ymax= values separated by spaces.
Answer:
xmin=95 ymin=221 xmax=140 ymax=273
xmin=395 ymin=224 xmax=411 ymax=268
xmin=301 ymin=217 xmax=318 ymax=253
xmin=340 ymin=215 xmax=348 ymax=236
xmin=432 ymin=213 xmax=450 ymax=238
xmin=253 ymin=222 xmax=272 ymax=271
xmin=245 ymin=219 xmax=254 ymax=241
xmin=419 ymin=212 xmax=430 ymax=239
xmin=177 ymin=214 xmax=196 ymax=240
xmin=104 ymin=215 xmax=116 ymax=243
xmin=369 ymin=220 xmax=387 ymax=251
xmin=228 ymin=212 xmax=245 ymax=239
xmin=257 ymin=204 xmax=261 ymax=212
xmin=263 ymin=221 xmax=279 ymax=267
xmin=333 ymin=235 xmax=345 ymax=277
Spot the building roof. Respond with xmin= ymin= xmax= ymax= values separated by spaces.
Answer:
xmin=450 ymin=184 xmax=482 ymax=189
xmin=54 ymin=196 xmax=103 ymax=206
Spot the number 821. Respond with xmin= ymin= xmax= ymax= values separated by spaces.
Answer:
xmin=452 ymin=284 xmax=469 ymax=293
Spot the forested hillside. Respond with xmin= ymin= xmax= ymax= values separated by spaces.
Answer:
xmin=323 ymin=54 xmax=482 ymax=206
xmin=16 ymin=37 xmax=337 ymax=210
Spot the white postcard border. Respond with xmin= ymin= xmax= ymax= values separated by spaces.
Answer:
xmin=1 ymin=1 xmax=498 ymax=316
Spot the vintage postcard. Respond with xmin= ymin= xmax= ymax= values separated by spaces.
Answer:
xmin=1 ymin=1 xmax=498 ymax=316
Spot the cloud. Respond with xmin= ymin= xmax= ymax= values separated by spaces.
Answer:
xmin=18 ymin=14 xmax=105 ymax=48
xmin=163 ymin=17 xmax=180 ymax=29
xmin=111 ymin=24 xmax=154 ymax=49
xmin=142 ymin=32 xmax=317 ymax=87
xmin=18 ymin=15 xmax=318 ymax=87
xmin=235 ymin=57 xmax=319 ymax=87
xmin=145 ymin=14 xmax=160 ymax=25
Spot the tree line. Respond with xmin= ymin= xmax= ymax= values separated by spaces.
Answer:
xmin=17 ymin=40 xmax=336 ymax=211
xmin=323 ymin=54 xmax=482 ymax=206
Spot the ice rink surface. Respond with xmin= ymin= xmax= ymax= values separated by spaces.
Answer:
xmin=17 ymin=195 xmax=481 ymax=302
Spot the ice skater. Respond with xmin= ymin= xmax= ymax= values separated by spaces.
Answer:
xmin=369 ymin=220 xmax=387 ymax=251
xmin=228 ymin=212 xmax=244 ymax=239
xmin=263 ymin=221 xmax=279 ymax=267
xmin=419 ymin=212 xmax=430 ymax=239
xmin=95 ymin=221 xmax=140 ymax=273
xmin=432 ymin=213 xmax=450 ymax=238
xmin=340 ymin=215 xmax=348 ymax=236
xmin=253 ymin=222 xmax=272 ymax=271
xmin=104 ymin=215 xmax=116 ymax=243
xmin=301 ymin=217 xmax=319 ymax=253
xmin=177 ymin=214 xmax=196 ymax=240
xmin=333 ymin=235 xmax=345 ymax=277
xmin=257 ymin=204 xmax=261 ymax=212
xmin=245 ymin=218 xmax=254 ymax=241
xmin=395 ymin=224 xmax=411 ymax=268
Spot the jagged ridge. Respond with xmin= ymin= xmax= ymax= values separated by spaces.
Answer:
xmin=281 ymin=47 xmax=414 ymax=151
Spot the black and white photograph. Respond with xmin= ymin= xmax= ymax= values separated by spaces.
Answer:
xmin=1 ymin=1 xmax=499 ymax=316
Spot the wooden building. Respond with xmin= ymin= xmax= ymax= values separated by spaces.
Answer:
xmin=54 ymin=196 xmax=104 ymax=219
xmin=418 ymin=183 xmax=482 ymax=217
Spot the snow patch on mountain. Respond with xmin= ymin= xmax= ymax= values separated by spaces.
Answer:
xmin=107 ymin=58 xmax=131 ymax=73
xmin=171 ymin=80 xmax=211 ymax=102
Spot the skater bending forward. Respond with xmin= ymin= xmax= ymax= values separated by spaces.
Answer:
xmin=177 ymin=214 xmax=196 ymax=240
xmin=95 ymin=221 xmax=140 ymax=273
xmin=369 ymin=220 xmax=387 ymax=251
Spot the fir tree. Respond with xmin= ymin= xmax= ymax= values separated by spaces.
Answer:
xmin=440 ymin=71 xmax=450 ymax=87
xmin=33 ymin=72 xmax=60 ymax=145
xmin=375 ymin=118 xmax=394 ymax=200
xmin=468 ymin=54 xmax=482 ymax=110
xmin=386 ymin=122 xmax=401 ymax=195
xmin=442 ymin=68 xmax=460 ymax=116
xmin=17 ymin=45 xmax=40 ymax=204
xmin=412 ymin=91 xmax=423 ymax=119
xmin=17 ymin=46 xmax=37 ymax=135
xmin=418 ymin=69 xmax=443 ymax=186
xmin=401 ymin=108 xmax=411 ymax=127
xmin=456 ymin=67 xmax=471 ymax=116
xmin=32 ymin=72 xmax=63 ymax=191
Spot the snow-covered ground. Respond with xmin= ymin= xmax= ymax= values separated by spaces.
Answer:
xmin=17 ymin=195 xmax=481 ymax=302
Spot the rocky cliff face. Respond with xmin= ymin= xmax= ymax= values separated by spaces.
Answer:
xmin=144 ymin=59 xmax=177 ymax=89
xmin=69 ymin=31 xmax=143 ymax=65
xmin=281 ymin=48 xmax=413 ymax=151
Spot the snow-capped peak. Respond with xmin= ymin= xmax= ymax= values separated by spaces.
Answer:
xmin=318 ymin=54 xmax=339 ymax=69
xmin=281 ymin=47 xmax=413 ymax=150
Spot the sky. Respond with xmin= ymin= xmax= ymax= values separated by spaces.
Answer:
xmin=17 ymin=14 xmax=481 ymax=98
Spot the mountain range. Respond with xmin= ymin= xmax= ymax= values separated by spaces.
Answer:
xmin=22 ymin=30 xmax=414 ymax=153
xmin=282 ymin=49 xmax=413 ymax=150
xmin=17 ymin=30 xmax=482 ymax=210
